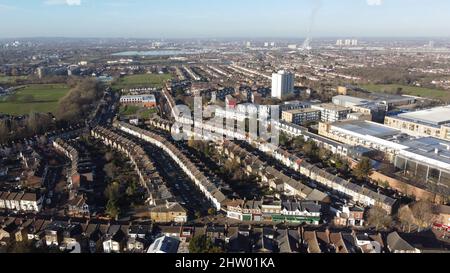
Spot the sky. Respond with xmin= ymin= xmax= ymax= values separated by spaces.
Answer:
xmin=0 ymin=0 xmax=449 ymax=38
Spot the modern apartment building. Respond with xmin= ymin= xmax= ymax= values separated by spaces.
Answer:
xmin=120 ymin=94 xmax=157 ymax=108
xmin=281 ymin=108 xmax=321 ymax=125
xmin=312 ymin=103 xmax=351 ymax=123
xmin=271 ymin=70 xmax=294 ymax=99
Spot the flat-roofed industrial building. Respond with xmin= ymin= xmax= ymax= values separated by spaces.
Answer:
xmin=385 ymin=105 xmax=450 ymax=141
xmin=394 ymin=137 xmax=450 ymax=196
xmin=318 ymin=120 xmax=407 ymax=158
xmin=319 ymin=120 xmax=450 ymax=197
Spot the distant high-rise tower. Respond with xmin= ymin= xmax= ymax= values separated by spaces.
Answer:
xmin=264 ymin=42 xmax=269 ymax=47
xmin=351 ymin=39 xmax=358 ymax=46
xmin=37 ymin=67 xmax=44 ymax=79
xmin=336 ymin=40 xmax=343 ymax=46
xmin=271 ymin=70 xmax=295 ymax=99
xmin=344 ymin=39 xmax=351 ymax=46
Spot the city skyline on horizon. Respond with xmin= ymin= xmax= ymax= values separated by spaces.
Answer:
xmin=0 ymin=0 xmax=450 ymax=39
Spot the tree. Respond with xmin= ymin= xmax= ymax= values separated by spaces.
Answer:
xmin=38 ymin=135 xmax=48 ymax=146
xmin=56 ymin=78 xmax=102 ymax=122
xmin=411 ymin=201 xmax=436 ymax=231
xmin=367 ymin=207 xmax=392 ymax=231
xmin=352 ymin=157 xmax=373 ymax=181
xmin=175 ymin=87 xmax=185 ymax=98
xmin=194 ymin=211 xmax=202 ymax=219
xmin=104 ymin=152 xmax=114 ymax=162
xmin=188 ymin=136 xmax=196 ymax=149
xmin=0 ymin=120 xmax=9 ymax=143
xmin=106 ymin=198 xmax=120 ymax=219
xmin=6 ymin=241 xmax=37 ymax=253
xmin=303 ymin=141 xmax=319 ymax=159
xmin=279 ymin=132 xmax=290 ymax=147
xmin=397 ymin=205 xmax=416 ymax=233
xmin=105 ymin=181 xmax=121 ymax=219
xmin=334 ymin=157 xmax=350 ymax=174
xmin=318 ymin=148 xmax=332 ymax=161
xmin=103 ymin=162 xmax=117 ymax=178
xmin=26 ymin=112 xmax=46 ymax=135
xmin=188 ymin=235 xmax=223 ymax=253
xmin=126 ymin=181 xmax=138 ymax=197
xmin=208 ymin=208 xmax=216 ymax=216
xmin=105 ymin=182 xmax=120 ymax=200
xmin=293 ymin=136 xmax=305 ymax=150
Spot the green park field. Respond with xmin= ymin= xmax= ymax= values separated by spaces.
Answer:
xmin=359 ymin=84 xmax=450 ymax=102
xmin=112 ymin=73 xmax=172 ymax=90
xmin=119 ymin=105 xmax=157 ymax=119
xmin=0 ymin=84 xmax=70 ymax=116
xmin=0 ymin=76 xmax=28 ymax=85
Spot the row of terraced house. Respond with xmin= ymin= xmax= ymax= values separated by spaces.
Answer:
xmin=220 ymin=140 xmax=329 ymax=202
xmin=144 ymin=115 xmax=395 ymax=217
xmin=91 ymin=126 xmax=188 ymax=223
xmin=224 ymin=198 xmax=322 ymax=224
xmin=264 ymin=144 xmax=397 ymax=213
xmin=116 ymin=122 xmax=228 ymax=211
xmin=0 ymin=191 xmax=43 ymax=213
xmin=174 ymin=113 xmax=397 ymax=214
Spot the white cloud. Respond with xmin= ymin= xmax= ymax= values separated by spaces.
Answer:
xmin=367 ymin=0 xmax=383 ymax=6
xmin=0 ymin=4 xmax=16 ymax=11
xmin=44 ymin=0 xmax=81 ymax=6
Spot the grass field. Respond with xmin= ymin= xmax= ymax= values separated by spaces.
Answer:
xmin=0 ymin=84 xmax=70 ymax=115
xmin=119 ymin=105 xmax=141 ymax=116
xmin=0 ymin=76 xmax=28 ymax=85
xmin=359 ymin=84 xmax=450 ymax=102
xmin=112 ymin=73 xmax=172 ymax=90
xmin=119 ymin=105 xmax=157 ymax=119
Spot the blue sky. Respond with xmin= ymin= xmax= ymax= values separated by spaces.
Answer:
xmin=0 ymin=0 xmax=449 ymax=38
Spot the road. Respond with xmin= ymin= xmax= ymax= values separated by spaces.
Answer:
xmin=112 ymin=128 xmax=214 ymax=218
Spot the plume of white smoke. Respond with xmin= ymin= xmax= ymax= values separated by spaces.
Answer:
xmin=302 ymin=0 xmax=322 ymax=51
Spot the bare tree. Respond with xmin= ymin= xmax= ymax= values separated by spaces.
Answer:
xmin=103 ymin=162 xmax=116 ymax=178
xmin=104 ymin=152 xmax=114 ymax=162
xmin=38 ymin=135 xmax=48 ymax=146
xmin=367 ymin=207 xmax=393 ymax=231
xmin=0 ymin=120 xmax=9 ymax=143
xmin=397 ymin=205 xmax=415 ymax=233
xmin=353 ymin=157 xmax=373 ymax=181
xmin=411 ymin=201 xmax=436 ymax=231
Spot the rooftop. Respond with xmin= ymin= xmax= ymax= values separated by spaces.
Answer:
xmin=369 ymin=93 xmax=415 ymax=103
xmin=333 ymin=120 xmax=401 ymax=139
xmin=398 ymin=106 xmax=450 ymax=126
xmin=312 ymin=103 xmax=350 ymax=112
xmin=333 ymin=95 xmax=373 ymax=107
xmin=283 ymin=108 xmax=320 ymax=115
xmin=399 ymin=137 xmax=450 ymax=167
xmin=120 ymin=94 xmax=156 ymax=101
